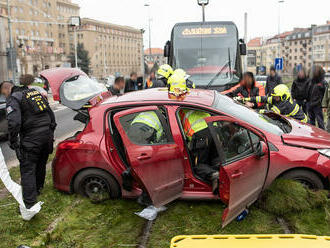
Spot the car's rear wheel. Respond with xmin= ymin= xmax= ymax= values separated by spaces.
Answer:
xmin=281 ymin=170 xmax=324 ymax=190
xmin=73 ymin=169 xmax=120 ymax=202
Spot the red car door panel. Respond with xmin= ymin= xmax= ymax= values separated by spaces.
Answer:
xmin=113 ymin=106 xmax=185 ymax=207
xmin=205 ymin=116 xmax=269 ymax=227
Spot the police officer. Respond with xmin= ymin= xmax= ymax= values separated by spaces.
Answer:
xmin=243 ymin=84 xmax=307 ymax=123
xmin=0 ymin=81 xmax=56 ymax=209
xmin=128 ymin=111 xmax=164 ymax=144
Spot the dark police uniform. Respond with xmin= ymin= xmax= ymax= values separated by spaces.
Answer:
xmin=6 ymin=86 xmax=56 ymax=208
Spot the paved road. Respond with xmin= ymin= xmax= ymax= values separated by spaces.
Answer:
xmin=0 ymin=106 xmax=84 ymax=167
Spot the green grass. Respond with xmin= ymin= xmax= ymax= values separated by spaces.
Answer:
xmin=148 ymin=201 xmax=283 ymax=248
xmin=32 ymin=83 xmax=45 ymax=88
xmin=43 ymin=199 xmax=145 ymax=248
xmin=0 ymin=170 xmax=329 ymax=248
xmin=0 ymin=173 xmax=76 ymax=248
xmin=0 ymin=171 xmax=145 ymax=248
xmin=257 ymin=180 xmax=328 ymax=216
xmin=148 ymin=180 xmax=330 ymax=247
xmin=0 ymin=166 xmax=21 ymax=190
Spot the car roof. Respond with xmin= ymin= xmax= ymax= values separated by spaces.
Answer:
xmin=102 ymin=88 xmax=215 ymax=107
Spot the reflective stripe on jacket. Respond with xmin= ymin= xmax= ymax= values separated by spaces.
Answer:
xmin=250 ymin=96 xmax=307 ymax=123
xmin=179 ymin=110 xmax=210 ymax=139
xmin=132 ymin=111 xmax=163 ymax=141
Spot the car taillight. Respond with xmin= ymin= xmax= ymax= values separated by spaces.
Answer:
xmin=58 ymin=140 xmax=81 ymax=150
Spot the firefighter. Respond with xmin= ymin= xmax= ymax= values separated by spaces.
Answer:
xmin=128 ymin=111 xmax=164 ymax=145
xmin=171 ymin=68 xmax=195 ymax=89
xmin=0 ymin=81 xmax=56 ymax=209
xmin=151 ymin=64 xmax=174 ymax=88
xmin=243 ymin=84 xmax=308 ymax=123
xmin=168 ymin=74 xmax=218 ymax=190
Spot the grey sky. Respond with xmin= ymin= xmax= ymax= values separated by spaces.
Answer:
xmin=74 ymin=0 xmax=330 ymax=47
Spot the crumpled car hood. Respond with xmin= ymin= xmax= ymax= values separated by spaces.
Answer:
xmin=282 ymin=119 xmax=330 ymax=149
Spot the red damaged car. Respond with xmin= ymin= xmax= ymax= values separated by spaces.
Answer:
xmin=41 ymin=68 xmax=330 ymax=227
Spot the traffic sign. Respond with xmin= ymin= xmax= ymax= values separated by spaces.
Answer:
xmin=275 ymin=58 xmax=283 ymax=71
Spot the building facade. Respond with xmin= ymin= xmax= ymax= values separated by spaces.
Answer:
xmin=76 ymin=18 xmax=143 ymax=78
xmin=0 ymin=1 xmax=144 ymax=79
xmin=313 ymin=21 xmax=330 ymax=72
xmin=247 ymin=37 xmax=263 ymax=74
xmin=282 ymin=28 xmax=312 ymax=73
xmin=248 ymin=21 xmax=330 ymax=75
xmin=144 ymin=48 xmax=167 ymax=69
xmin=0 ymin=0 xmax=80 ymax=77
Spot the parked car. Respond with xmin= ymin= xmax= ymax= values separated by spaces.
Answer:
xmin=0 ymin=95 xmax=8 ymax=140
xmin=255 ymin=75 xmax=267 ymax=87
xmin=41 ymin=68 xmax=330 ymax=227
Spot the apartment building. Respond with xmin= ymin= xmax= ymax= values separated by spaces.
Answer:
xmin=246 ymin=37 xmax=263 ymax=74
xmin=313 ymin=21 xmax=330 ymax=72
xmin=282 ymin=28 xmax=312 ymax=73
xmin=76 ymin=18 xmax=143 ymax=78
xmin=0 ymin=0 xmax=80 ymax=76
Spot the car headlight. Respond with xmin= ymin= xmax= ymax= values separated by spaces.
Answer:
xmin=318 ymin=149 xmax=330 ymax=158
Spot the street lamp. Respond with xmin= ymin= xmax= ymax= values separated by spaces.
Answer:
xmin=277 ymin=0 xmax=284 ymax=58
xmin=197 ymin=0 xmax=209 ymax=22
xmin=7 ymin=0 xmax=16 ymax=82
xmin=144 ymin=3 xmax=152 ymax=57
xmin=69 ymin=16 xmax=81 ymax=68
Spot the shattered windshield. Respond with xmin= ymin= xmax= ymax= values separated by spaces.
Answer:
xmin=172 ymin=24 xmax=239 ymax=87
xmin=213 ymin=92 xmax=285 ymax=135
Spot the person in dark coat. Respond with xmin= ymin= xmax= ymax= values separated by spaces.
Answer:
xmin=108 ymin=76 xmax=125 ymax=96
xmin=265 ymin=66 xmax=283 ymax=95
xmin=226 ymin=72 xmax=261 ymax=109
xmin=291 ymin=68 xmax=309 ymax=114
xmin=0 ymin=81 xmax=56 ymax=209
xmin=307 ymin=65 xmax=327 ymax=129
xmin=124 ymin=72 xmax=138 ymax=93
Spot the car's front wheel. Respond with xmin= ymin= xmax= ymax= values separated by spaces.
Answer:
xmin=73 ymin=169 xmax=121 ymax=202
xmin=281 ymin=170 xmax=324 ymax=190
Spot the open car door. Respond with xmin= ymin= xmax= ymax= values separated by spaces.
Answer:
xmin=113 ymin=106 xmax=185 ymax=207
xmin=40 ymin=68 xmax=108 ymax=110
xmin=205 ymin=116 xmax=270 ymax=227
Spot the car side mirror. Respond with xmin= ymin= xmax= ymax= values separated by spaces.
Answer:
xmin=255 ymin=141 xmax=267 ymax=158
xmin=164 ymin=40 xmax=171 ymax=57
xmin=240 ymin=43 xmax=247 ymax=56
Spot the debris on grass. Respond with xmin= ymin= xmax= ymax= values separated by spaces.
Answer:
xmin=258 ymin=179 xmax=329 ymax=216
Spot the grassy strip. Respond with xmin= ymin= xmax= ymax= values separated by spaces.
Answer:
xmin=0 ymin=173 xmax=145 ymax=248
xmin=0 ymin=173 xmax=76 ymax=248
xmin=0 ymin=167 xmax=329 ymax=248
xmin=148 ymin=180 xmax=330 ymax=247
xmin=41 ymin=199 xmax=145 ymax=248
xmin=0 ymin=166 xmax=21 ymax=191
xmin=148 ymin=201 xmax=283 ymax=248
